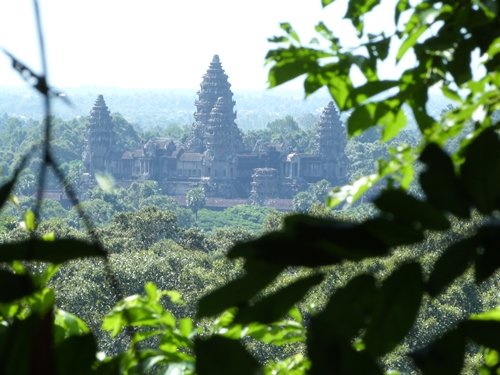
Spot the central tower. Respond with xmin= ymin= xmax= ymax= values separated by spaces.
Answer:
xmin=189 ymin=55 xmax=242 ymax=153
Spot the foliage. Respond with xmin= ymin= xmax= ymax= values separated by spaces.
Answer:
xmin=1 ymin=0 xmax=499 ymax=374
xmin=185 ymin=186 xmax=206 ymax=219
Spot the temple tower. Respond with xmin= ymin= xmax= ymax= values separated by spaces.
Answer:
xmin=315 ymin=101 xmax=347 ymax=182
xmin=83 ymin=95 xmax=114 ymax=175
xmin=203 ymin=96 xmax=241 ymax=179
xmin=189 ymin=55 xmax=241 ymax=152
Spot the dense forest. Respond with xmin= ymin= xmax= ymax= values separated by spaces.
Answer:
xmin=0 ymin=0 xmax=499 ymax=374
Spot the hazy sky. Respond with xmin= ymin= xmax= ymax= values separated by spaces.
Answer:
xmin=0 ymin=0 xmax=399 ymax=90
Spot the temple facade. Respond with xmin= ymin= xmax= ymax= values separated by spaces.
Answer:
xmin=82 ymin=55 xmax=347 ymax=199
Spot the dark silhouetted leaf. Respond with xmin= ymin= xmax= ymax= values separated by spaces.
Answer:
xmin=474 ymin=224 xmax=500 ymax=282
xmin=307 ymin=275 xmax=380 ymax=374
xmin=56 ymin=333 xmax=97 ymax=375
xmin=462 ymin=320 xmax=500 ymax=351
xmin=420 ymin=143 xmax=470 ymax=218
xmin=460 ymin=128 xmax=500 ymax=214
xmin=197 ymin=261 xmax=282 ymax=319
xmin=230 ymin=215 xmax=389 ymax=267
xmin=364 ymin=216 xmax=424 ymax=246
xmin=375 ymin=189 xmax=450 ymax=230
xmin=0 ymin=179 xmax=16 ymax=211
xmin=0 ymin=270 xmax=35 ymax=303
xmin=195 ymin=336 xmax=260 ymax=375
xmin=411 ymin=329 xmax=465 ymax=375
xmin=364 ymin=262 xmax=423 ymax=356
xmin=315 ymin=274 xmax=377 ymax=339
xmin=0 ymin=239 xmax=105 ymax=263
xmin=427 ymin=238 xmax=478 ymax=296
xmin=234 ymin=274 xmax=324 ymax=324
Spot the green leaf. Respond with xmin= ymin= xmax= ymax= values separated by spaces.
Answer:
xmin=348 ymin=104 xmax=375 ymax=137
xmin=346 ymin=0 xmax=381 ymax=34
xmin=411 ymin=329 xmax=465 ymax=375
xmin=179 ymin=318 xmax=193 ymax=338
xmin=0 ymin=270 xmax=35 ymax=303
xmin=54 ymin=309 xmax=90 ymax=345
xmin=24 ymin=209 xmax=36 ymax=232
xmin=374 ymin=189 xmax=450 ymax=231
xmin=279 ymin=22 xmax=300 ymax=43
xmin=419 ymin=144 xmax=470 ymax=218
xmin=197 ymin=261 xmax=282 ymax=318
xmin=427 ymin=238 xmax=478 ymax=297
xmin=234 ymin=274 xmax=324 ymax=324
xmin=397 ymin=24 xmax=427 ymax=61
xmin=364 ymin=262 xmax=423 ymax=356
xmin=0 ymin=239 xmax=105 ymax=263
xmin=381 ymin=107 xmax=407 ymax=141
xmin=349 ymin=81 xmax=400 ymax=106
xmin=321 ymin=0 xmax=335 ymax=7
xmin=460 ymin=128 xmax=500 ymax=214
xmin=195 ymin=336 xmax=260 ymax=375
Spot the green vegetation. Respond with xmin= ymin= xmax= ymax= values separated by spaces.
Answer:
xmin=1 ymin=0 xmax=499 ymax=374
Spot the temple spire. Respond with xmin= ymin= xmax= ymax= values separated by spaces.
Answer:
xmin=189 ymin=55 xmax=236 ymax=152
xmin=83 ymin=95 xmax=114 ymax=174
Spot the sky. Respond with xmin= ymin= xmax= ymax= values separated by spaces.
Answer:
xmin=0 ymin=0 xmax=400 ymax=91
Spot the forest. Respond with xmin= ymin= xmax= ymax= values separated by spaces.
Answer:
xmin=0 ymin=0 xmax=499 ymax=374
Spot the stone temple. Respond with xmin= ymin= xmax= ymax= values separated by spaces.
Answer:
xmin=82 ymin=55 xmax=347 ymax=199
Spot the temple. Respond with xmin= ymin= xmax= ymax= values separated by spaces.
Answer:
xmin=82 ymin=55 xmax=347 ymax=199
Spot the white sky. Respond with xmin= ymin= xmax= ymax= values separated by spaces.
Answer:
xmin=0 ymin=0 xmax=401 ymax=90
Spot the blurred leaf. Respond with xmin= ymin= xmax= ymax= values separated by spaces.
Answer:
xmin=95 ymin=172 xmax=115 ymax=194
xmin=462 ymin=320 xmax=500 ymax=351
xmin=0 ymin=270 xmax=35 ymax=303
xmin=195 ymin=336 xmax=260 ymax=375
xmin=474 ymin=224 xmax=500 ymax=282
xmin=24 ymin=209 xmax=36 ymax=232
xmin=411 ymin=329 xmax=465 ymax=375
xmin=374 ymin=189 xmax=449 ymax=231
xmin=0 ymin=239 xmax=105 ymax=263
xmin=321 ymin=0 xmax=334 ymax=7
xmin=280 ymin=22 xmax=300 ymax=42
xmin=427 ymin=238 xmax=478 ymax=296
xmin=0 ymin=179 xmax=16 ymax=211
xmin=364 ymin=216 xmax=424 ymax=247
xmin=179 ymin=318 xmax=193 ymax=338
xmin=197 ymin=261 xmax=282 ymax=318
xmin=55 ymin=334 xmax=97 ymax=375
xmin=54 ymin=309 xmax=90 ymax=345
xmin=420 ymin=144 xmax=470 ymax=218
xmin=397 ymin=24 xmax=427 ymax=61
xmin=460 ymin=128 xmax=500 ymax=214
xmin=364 ymin=263 xmax=423 ymax=356
xmin=346 ymin=0 xmax=381 ymax=34
xmin=234 ymin=274 xmax=324 ymax=324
